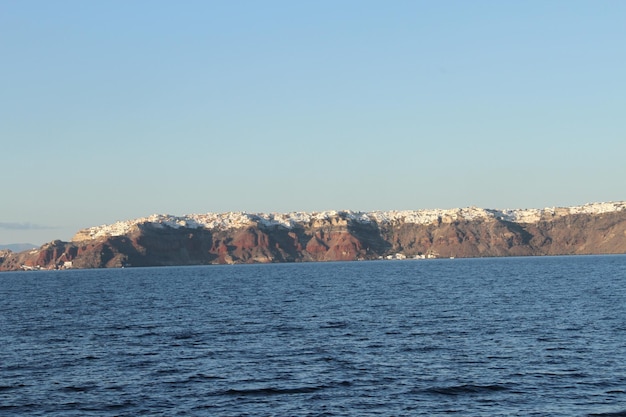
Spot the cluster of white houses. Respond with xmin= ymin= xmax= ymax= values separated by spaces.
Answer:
xmin=21 ymin=261 xmax=73 ymax=271
xmin=383 ymin=252 xmax=439 ymax=260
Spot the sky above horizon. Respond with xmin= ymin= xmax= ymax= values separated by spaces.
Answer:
xmin=2 ymin=0 xmax=625 ymax=245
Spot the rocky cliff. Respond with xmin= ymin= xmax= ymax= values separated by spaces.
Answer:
xmin=1 ymin=202 xmax=625 ymax=271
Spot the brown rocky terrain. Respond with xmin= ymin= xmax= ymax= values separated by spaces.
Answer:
xmin=1 ymin=203 xmax=625 ymax=271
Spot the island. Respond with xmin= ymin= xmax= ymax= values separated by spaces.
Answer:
xmin=1 ymin=201 xmax=625 ymax=271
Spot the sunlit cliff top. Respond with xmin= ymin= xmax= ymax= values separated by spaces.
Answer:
xmin=72 ymin=201 xmax=626 ymax=242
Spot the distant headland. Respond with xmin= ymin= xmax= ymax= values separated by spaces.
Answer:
xmin=2 ymin=201 xmax=625 ymax=271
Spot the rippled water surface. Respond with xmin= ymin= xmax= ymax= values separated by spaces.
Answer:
xmin=2 ymin=255 xmax=626 ymax=416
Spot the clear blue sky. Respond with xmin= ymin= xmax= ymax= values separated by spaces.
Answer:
xmin=2 ymin=0 xmax=625 ymax=245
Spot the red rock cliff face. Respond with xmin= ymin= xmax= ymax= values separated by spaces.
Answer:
xmin=524 ymin=212 xmax=626 ymax=255
xmin=1 ymin=208 xmax=625 ymax=271
xmin=305 ymin=230 xmax=366 ymax=261
xmin=381 ymin=219 xmax=535 ymax=258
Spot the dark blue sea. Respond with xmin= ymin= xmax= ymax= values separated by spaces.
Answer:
xmin=2 ymin=255 xmax=626 ymax=416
